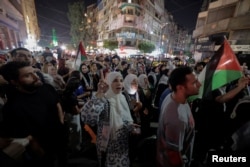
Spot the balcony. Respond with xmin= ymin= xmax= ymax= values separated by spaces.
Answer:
xmin=0 ymin=14 xmax=19 ymax=30
xmin=229 ymin=13 xmax=250 ymax=30
xmin=208 ymin=0 xmax=238 ymax=10
xmin=193 ymin=12 xmax=250 ymax=38
xmin=193 ymin=18 xmax=230 ymax=37
xmin=123 ymin=21 xmax=136 ymax=27
xmin=122 ymin=15 xmax=136 ymax=27
xmin=204 ymin=18 xmax=230 ymax=35
xmin=118 ymin=2 xmax=142 ymax=10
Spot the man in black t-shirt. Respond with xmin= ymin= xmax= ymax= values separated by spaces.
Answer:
xmin=42 ymin=47 xmax=54 ymax=63
xmin=0 ymin=61 xmax=66 ymax=166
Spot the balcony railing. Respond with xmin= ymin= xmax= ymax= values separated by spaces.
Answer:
xmin=123 ymin=21 xmax=136 ymax=27
xmin=0 ymin=14 xmax=18 ymax=30
xmin=193 ymin=18 xmax=232 ymax=38
xmin=118 ymin=2 xmax=142 ymax=9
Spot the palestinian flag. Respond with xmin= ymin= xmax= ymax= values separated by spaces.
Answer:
xmin=75 ymin=41 xmax=87 ymax=70
xmin=189 ymin=40 xmax=243 ymax=101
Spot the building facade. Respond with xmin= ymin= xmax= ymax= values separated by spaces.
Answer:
xmin=92 ymin=0 xmax=190 ymax=57
xmin=21 ymin=0 xmax=40 ymax=50
xmin=0 ymin=0 xmax=24 ymax=49
xmin=193 ymin=0 xmax=250 ymax=52
xmin=0 ymin=0 xmax=39 ymax=50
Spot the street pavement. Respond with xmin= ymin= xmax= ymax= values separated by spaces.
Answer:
xmin=67 ymin=143 xmax=98 ymax=167
xmin=66 ymin=137 xmax=157 ymax=167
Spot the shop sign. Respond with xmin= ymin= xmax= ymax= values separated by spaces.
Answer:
xmin=214 ymin=45 xmax=250 ymax=52
xmin=116 ymin=32 xmax=143 ymax=39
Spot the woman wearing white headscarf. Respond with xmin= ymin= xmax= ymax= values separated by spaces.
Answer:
xmin=123 ymin=74 xmax=142 ymax=124
xmin=123 ymin=74 xmax=143 ymax=164
xmin=137 ymin=74 xmax=153 ymax=138
xmin=138 ymin=74 xmax=149 ymax=92
xmin=81 ymin=72 xmax=139 ymax=167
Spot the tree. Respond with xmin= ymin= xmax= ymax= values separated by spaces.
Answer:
xmin=103 ymin=40 xmax=118 ymax=51
xmin=67 ymin=1 xmax=86 ymax=47
xmin=138 ymin=41 xmax=155 ymax=53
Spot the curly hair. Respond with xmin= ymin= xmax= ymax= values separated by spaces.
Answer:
xmin=0 ymin=61 xmax=30 ymax=83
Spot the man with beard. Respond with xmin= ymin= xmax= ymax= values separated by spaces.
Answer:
xmin=5 ymin=48 xmax=63 ymax=120
xmin=10 ymin=47 xmax=55 ymax=84
xmin=0 ymin=61 xmax=66 ymax=167
xmin=156 ymin=66 xmax=201 ymax=167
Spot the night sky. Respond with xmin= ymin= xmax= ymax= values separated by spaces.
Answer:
xmin=34 ymin=0 xmax=203 ymax=45
xmin=165 ymin=0 xmax=203 ymax=31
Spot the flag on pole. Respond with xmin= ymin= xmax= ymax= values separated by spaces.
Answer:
xmin=74 ymin=41 xmax=87 ymax=70
xmin=189 ymin=40 xmax=243 ymax=101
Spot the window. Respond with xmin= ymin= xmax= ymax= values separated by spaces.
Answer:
xmin=207 ymin=5 xmax=236 ymax=24
xmin=0 ymin=8 xmax=3 ymax=15
xmin=6 ymin=13 xmax=18 ymax=23
xmin=155 ymin=12 xmax=159 ymax=18
xmin=135 ymin=9 xmax=140 ymax=16
xmin=121 ymin=9 xmax=126 ymax=14
xmin=126 ymin=41 xmax=132 ymax=46
xmin=128 ymin=9 xmax=133 ymax=15
xmin=125 ymin=17 xmax=134 ymax=23
xmin=132 ymin=0 xmax=139 ymax=4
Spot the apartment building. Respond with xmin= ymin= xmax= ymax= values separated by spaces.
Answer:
xmin=21 ymin=0 xmax=40 ymax=50
xmin=0 ymin=0 xmax=24 ymax=49
xmin=85 ymin=3 xmax=98 ymax=52
xmin=94 ymin=0 xmax=184 ymax=57
xmin=193 ymin=0 xmax=250 ymax=52
xmin=0 ymin=0 xmax=39 ymax=50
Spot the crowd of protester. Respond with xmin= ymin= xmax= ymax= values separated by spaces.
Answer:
xmin=0 ymin=46 xmax=249 ymax=167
